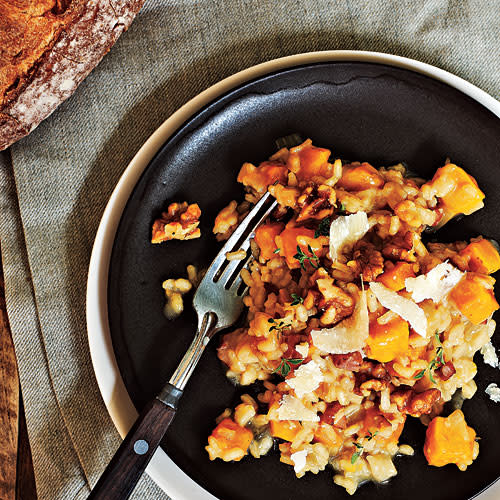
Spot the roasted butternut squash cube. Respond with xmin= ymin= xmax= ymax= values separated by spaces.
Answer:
xmin=423 ymin=410 xmax=477 ymax=468
xmin=254 ymin=222 xmax=285 ymax=260
xmin=459 ymin=237 xmax=500 ymax=274
xmin=294 ymin=143 xmax=331 ymax=180
xmin=313 ymin=422 xmax=342 ymax=449
xmin=428 ymin=164 xmax=484 ymax=217
xmin=337 ymin=163 xmax=384 ymax=191
xmin=206 ymin=418 xmax=254 ymax=461
xmin=270 ymin=419 xmax=302 ymax=442
xmin=275 ymin=225 xmax=320 ymax=269
xmin=449 ymin=274 xmax=499 ymax=324
xmin=366 ymin=316 xmax=409 ymax=363
xmin=377 ymin=262 xmax=416 ymax=291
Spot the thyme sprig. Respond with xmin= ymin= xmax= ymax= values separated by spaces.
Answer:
xmin=267 ymin=318 xmax=291 ymax=335
xmin=351 ymin=431 xmax=379 ymax=464
xmin=272 ymin=358 xmax=304 ymax=377
xmin=290 ymin=293 xmax=304 ymax=306
xmin=414 ymin=332 xmax=444 ymax=384
xmin=314 ymin=217 xmax=331 ymax=238
xmin=293 ymin=244 xmax=320 ymax=270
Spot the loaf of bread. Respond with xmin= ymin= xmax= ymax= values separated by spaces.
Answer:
xmin=0 ymin=0 xmax=144 ymax=151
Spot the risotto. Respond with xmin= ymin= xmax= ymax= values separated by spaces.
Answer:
xmin=204 ymin=139 xmax=499 ymax=494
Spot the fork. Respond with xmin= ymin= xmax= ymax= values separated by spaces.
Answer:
xmin=89 ymin=192 xmax=277 ymax=500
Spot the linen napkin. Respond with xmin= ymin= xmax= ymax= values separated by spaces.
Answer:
xmin=1 ymin=0 xmax=500 ymax=498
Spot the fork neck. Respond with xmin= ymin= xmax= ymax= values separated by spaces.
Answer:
xmin=167 ymin=312 xmax=218 ymax=391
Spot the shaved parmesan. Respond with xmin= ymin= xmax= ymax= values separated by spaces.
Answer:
xmin=485 ymin=383 xmax=500 ymax=403
xmin=311 ymin=290 xmax=369 ymax=354
xmin=481 ymin=342 xmax=499 ymax=368
xmin=277 ymin=395 xmax=319 ymax=422
xmin=369 ymin=282 xmax=427 ymax=336
xmin=405 ymin=262 xmax=463 ymax=303
xmin=287 ymin=360 xmax=323 ymax=398
xmin=329 ymin=212 xmax=369 ymax=259
xmin=295 ymin=342 xmax=309 ymax=358
xmin=290 ymin=449 xmax=308 ymax=474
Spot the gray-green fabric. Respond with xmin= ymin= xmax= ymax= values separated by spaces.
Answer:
xmin=1 ymin=1 xmax=499 ymax=498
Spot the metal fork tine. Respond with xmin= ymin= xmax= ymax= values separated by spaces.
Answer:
xmin=205 ymin=192 xmax=276 ymax=283
xmin=219 ymin=238 xmax=252 ymax=286
xmin=228 ymin=272 xmax=244 ymax=292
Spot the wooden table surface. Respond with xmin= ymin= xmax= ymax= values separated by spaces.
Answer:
xmin=0 ymin=258 xmax=37 ymax=500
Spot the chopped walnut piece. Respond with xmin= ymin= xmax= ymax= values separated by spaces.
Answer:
xmin=390 ymin=389 xmax=413 ymax=412
xmin=360 ymin=378 xmax=387 ymax=393
xmin=151 ymin=202 xmax=201 ymax=243
xmin=296 ymin=184 xmax=335 ymax=222
xmin=407 ymin=389 xmax=441 ymax=417
xmin=349 ymin=241 xmax=384 ymax=281
xmin=382 ymin=232 xmax=417 ymax=262
xmin=315 ymin=276 xmax=354 ymax=326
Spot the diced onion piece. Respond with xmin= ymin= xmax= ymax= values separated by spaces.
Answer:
xmin=290 ymin=449 xmax=308 ymax=474
xmin=369 ymin=282 xmax=427 ymax=336
xmin=329 ymin=212 xmax=369 ymax=260
xmin=277 ymin=395 xmax=319 ymax=422
xmin=404 ymin=262 xmax=463 ymax=303
xmin=287 ymin=360 xmax=323 ymax=398
xmin=311 ymin=290 xmax=369 ymax=354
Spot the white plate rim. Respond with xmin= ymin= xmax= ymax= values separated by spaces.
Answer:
xmin=86 ymin=50 xmax=500 ymax=500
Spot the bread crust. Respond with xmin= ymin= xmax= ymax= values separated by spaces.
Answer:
xmin=0 ymin=0 xmax=145 ymax=151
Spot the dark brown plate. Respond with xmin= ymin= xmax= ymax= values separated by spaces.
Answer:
xmin=108 ymin=61 xmax=500 ymax=500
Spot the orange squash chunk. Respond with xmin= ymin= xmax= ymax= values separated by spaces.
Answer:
xmin=449 ymin=274 xmax=499 ymax=324
xmin=275 ymin=225 xmax=321 ymax=269
xmin=206 ymin=418 xmax=254 ymax=461
xmin=237 ymin=161 xmax=288 ymax=194
xmin=254 ymin=222 xmax=285 ymax=260
xmin=429 ymin=164 xmax=485 ymax=216
xmin=459 ymin=237 xmax=500 ymax=274
xmin=366 ymin=316 xmax=409 ymax=363
xmin=270 ymin=419 xmax=302 ymax=442
xmin=313 ymin=422 xmax=342 ymax=449
xmin=337 ymin=163 xmax=384 ymax=191
xmin=424 ymin=410 xmax=476 ymax=468
xmin=295 ymin=144 xmax=331 ymax=180
xmin=377 ymin=262 xmax=416 ymax=291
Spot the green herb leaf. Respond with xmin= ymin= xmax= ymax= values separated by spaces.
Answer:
xmin=273 ymin=248 xmax=281 ymax=254
xmin=354 ymin=442 xmax=364 ymax=449
xmin=337 ymin=202 xmax=346 ymax=214
xmin=268 ymin=318 xmax=291 ymax=335
xmin=272 ymin=357 xmax=304 ymax=377
xmin=414 ymin=369 xmax=426 ymax=380
xmin=286 ymin=358 xmax=304 ymax=365
xmin=314 ymin=217 xmax=331 ymax=238
xmin=293 ymin=245 xmax=320 ymax=270
xmin=291 ymin=293 xmax=304 ymax=306
xmin=351 ymin=450 xmax=362 ymax=464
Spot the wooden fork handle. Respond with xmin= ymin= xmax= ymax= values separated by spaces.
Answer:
xmin=88 ymin=384 xmax=182 ymax=500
